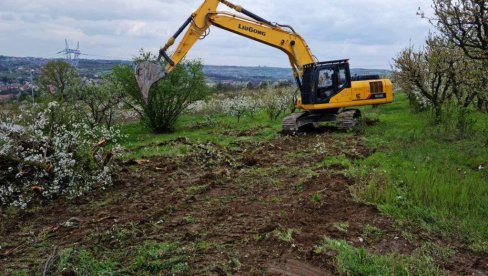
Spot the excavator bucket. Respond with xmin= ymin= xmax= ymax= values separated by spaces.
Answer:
xmin=134 ymin=61 xmax=166 ymax=102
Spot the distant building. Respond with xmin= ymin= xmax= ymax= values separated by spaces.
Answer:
xmin=0 ymin=94 xmax=14 ymax=102
xmin=20 ymin=84 xmax=29 ymax=92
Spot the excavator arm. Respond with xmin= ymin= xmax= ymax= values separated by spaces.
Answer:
xmin=135 ymin=0 xmax=316 ymax=100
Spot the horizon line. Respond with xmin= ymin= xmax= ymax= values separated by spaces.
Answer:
xmin=0 ymin=54 xmax=392 ymax=71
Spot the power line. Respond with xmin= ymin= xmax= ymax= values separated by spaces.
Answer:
xmin=80 ymin=53 xmax=130 ymax=60
xmin=55 ymin=40 xmax=131 ymax=65
xmin=57 ymin=39 xmax=81 ymax=67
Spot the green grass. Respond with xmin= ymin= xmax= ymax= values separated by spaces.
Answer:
xmin=272 ymin=228 xmax=296 ymax=243
xmin=361 ymin=224 xmax=384 ymax=240
xmin=119 ymin=111 xmax=281 ymax=159
xmin=57 ymin=247 xmax=120 ymax=275
xmin=333 ymin=222 xmax=349 ymax=233
xmin=311 ymin=192 xmax=323 ymax=204
xmin=314 ymin=238 xmax=440 ymax=275
xmin=131 ymin=241 xmax=190 ymax=275
xmin=356 ymin=92 xmax=488 ymax=252
xmin=323 ymin=154 xmax=352 ymax=170
xmin=108 ymin=90 xmax=488 ymax=274
xmin=186 ymin=184 xmax=210 ymax=195
xmin=56 ymin=241 xmax=191 ymax=275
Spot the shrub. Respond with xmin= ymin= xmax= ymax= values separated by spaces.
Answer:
xmin=0 ymin=102 xmax=122 ymax=208
xmin=222 ymin=95 xmax=258 ymax=122
xmin=262 ymin=87 xmax=295 ymax=120
xmin=78 ymin=77 xmax=126 ymax=128
xmin=184 ymin=87 xmax=296 ymax=122
xmin=186 ymin=99 xmax=224 ymax=115
xmin=38 ymin=60 xmax=79 ymax=100
xmin=113 ymin=58 xmax=210 ymax=133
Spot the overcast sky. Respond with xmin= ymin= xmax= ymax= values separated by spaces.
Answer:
xmin=0 ymin=0 xmax=433 ymax=69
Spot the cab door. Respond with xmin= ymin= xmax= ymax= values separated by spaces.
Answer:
xmin=315 ymin=63 xmax=351 ymax=103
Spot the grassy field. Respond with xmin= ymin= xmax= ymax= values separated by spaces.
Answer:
xmin=2 ymin=91 xmax=487 ymax=275
xmin=116 ymin=91 xmax=488 ymax=273
xmin=119 ymin=111 xmax=282 ymax=160
xmin=355 ymin=93 xmax=488 ymax=253
xmin=120 ymin=92 xmax=488 ymax=253
xmin=114 ymin=91 xmax=488 ymax=272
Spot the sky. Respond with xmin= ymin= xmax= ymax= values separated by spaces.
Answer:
xmin=0 ymin=0 xmax=433 ymax=69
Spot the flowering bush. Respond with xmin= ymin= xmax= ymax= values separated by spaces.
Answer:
xmin=186 ymin=87 xmax=296 ymax=122
xmin=186 ymin=99 xmax=224 ymax=115
xmin=222 ymin=95 xmax=260 ymax=122
xmin=0 ymin=102 xmax=122 ymax=209
xmin=262 ymin=87 xmax=296 ymax=120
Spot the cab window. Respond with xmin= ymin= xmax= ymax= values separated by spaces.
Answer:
xmin=317 ymin=69 xmax=334 ymax=89
xmin=338 ymin=68 xmax=347 ymax=89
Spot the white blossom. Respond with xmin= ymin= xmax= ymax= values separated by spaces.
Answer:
xmin=0 ymin=101 xmax=122 ymax=208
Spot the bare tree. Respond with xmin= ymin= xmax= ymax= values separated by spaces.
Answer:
xmin=79 ymin=79 xmax=125 ymax=128
xmin=425 ymin=0 xmax=488 ymax=110
xmin=428 ymin=0 xmax=488 ymax=60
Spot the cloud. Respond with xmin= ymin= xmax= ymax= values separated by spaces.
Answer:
xmin=0 ymin=0 xmax=433 ymax=68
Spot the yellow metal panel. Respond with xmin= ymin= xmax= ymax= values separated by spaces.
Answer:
xmin=163 ymin=0 xmax=316 ymax=74
xmin=164 ymin=0 xmax=220 ymax=73
xmin=209 ymin=13 xmax=315 ymax=67
xmin=297 ymin=79 xmax=394 ymax=110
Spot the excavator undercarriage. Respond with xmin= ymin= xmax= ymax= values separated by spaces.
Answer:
xmin=281 ymin=109 xmax=361 ymax=133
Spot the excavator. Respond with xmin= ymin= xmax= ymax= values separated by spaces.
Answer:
xmin=135 ymin=0 xmax=394 ymax=132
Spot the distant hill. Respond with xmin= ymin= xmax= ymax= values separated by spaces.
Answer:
xmin=0 ymin=55 xmax=391 ymax=84
xmin=204 ymin=64 xmax=391 ymax=84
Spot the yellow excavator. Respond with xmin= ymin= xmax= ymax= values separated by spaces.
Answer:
xmin=135 ymin=0 xmax=393 ymax=132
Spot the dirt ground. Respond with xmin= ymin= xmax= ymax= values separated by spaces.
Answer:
xmin=1 ymin=130 xmax=487 ymax=275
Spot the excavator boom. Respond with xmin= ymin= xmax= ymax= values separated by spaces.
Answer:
xmin=135 ymin=0 xmax=315 ymax=100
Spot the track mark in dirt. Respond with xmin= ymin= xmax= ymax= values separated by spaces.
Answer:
xmin=1 ymin=131 xmax=486 ymax=275
xmin=268 ymin=259 xmax=332 ymax=276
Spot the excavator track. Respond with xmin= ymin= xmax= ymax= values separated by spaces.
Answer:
xmin=282 ymin=109 xmax=361 ymax=133
xmin=336 ymin=109 xmax=361 ymax=130
xmin=281 ymin=112 xmax=310 ymax=134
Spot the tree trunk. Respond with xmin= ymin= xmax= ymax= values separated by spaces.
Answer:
xmin=433 ymin=104 xmax=442 ymax=124
xmin=477 ymin=96 xmax=485 ymax=111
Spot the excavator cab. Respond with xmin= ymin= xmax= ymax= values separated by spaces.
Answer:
xmin=299 ymin=59 xmax=351 ymax=105
xmin=283 ymin=59 xmax=393 ymax=132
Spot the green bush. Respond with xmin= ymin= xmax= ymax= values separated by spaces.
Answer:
xmin=112 ymin=59 xmax=210 ymax=133
xmin=78 ymin=77 xmax=126 ymax=128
